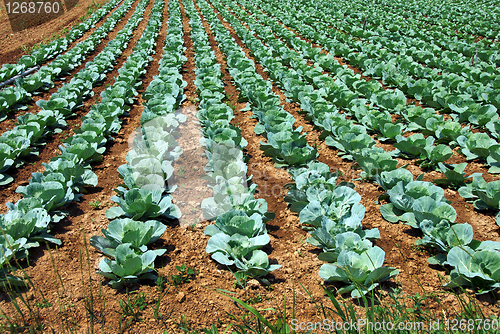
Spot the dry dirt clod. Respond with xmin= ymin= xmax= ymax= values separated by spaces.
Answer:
xmin=176 ymin=291 xmax=186 ymax=303
xmin=246 ymin=279 xmax=260 ymax=290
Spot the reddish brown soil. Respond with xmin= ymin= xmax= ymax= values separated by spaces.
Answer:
xmin=0 ymin=0 xmax=500 ymax=333
xmin=0 ymin=0 xmax=149 ymax=211
xmin=0 ymin=0 xmax=113 ymax=63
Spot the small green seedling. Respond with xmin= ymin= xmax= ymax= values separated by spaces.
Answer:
xmin=89 ymin=199 xmax=102 ymax=210
xmin=170 ymin=264 xmax=198 ymax=286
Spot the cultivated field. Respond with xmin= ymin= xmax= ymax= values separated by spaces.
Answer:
xmin=1 ymin=0 xmax=500 ymax=332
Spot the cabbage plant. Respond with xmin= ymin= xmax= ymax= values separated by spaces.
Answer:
xmin=204 ymin=210 xmax=267 ymax=239
xmin=319 ymin=247 xmax=399 ymax=298
xmin=444 ymin=247 xmax=500 ymax=295
xmin=352 ymin=147 xmax=398 ymax=180
xmin=0 ymin=207 xmax=59 ymax=251
xmin=0 ymin=235 xmax=27 ymax=288
xmin=299 ymin=186 xmax=364 ymax=229
xmin=380 ymin=180 xmax=456 ymax=227
xmin=417 ymin=221 xmax=500 ymax=265
xmin=374 ymin=168 xmax=414 ymax=192
xmin=458 ymin=133 xmax=497 ymax=161
xmin=459 ymin=175 xmax=500 ymax=225
xmin=98 ymin=243 xmax=158 ymax=288
xmin=433 ymin=163 xmax=481 ymax=189
xmin=204 ymin=210 xmax=279 ymax=278
xmin=106 ymin=188 xmax=181 ymax=221
xmin=90 ymin=218 xmax=167 ymax=258
xmin=205 ymin=233 xmax=278 ymax=278
xmin=285 ymin=161 xmax=341 ymax=212
xmin=308 ymin=229 xmax=379 ymax=263
xmin=260 ymin=130 xmax=318 ymax=167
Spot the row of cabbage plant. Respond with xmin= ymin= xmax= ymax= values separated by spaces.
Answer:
xmin=237 ymin=0 xmax=496 ymax=152
xmin=197 ymin=0 xmax=317 ymax=169
xmin=215 ymin=0 xmax=500 ymax=296
xmin=258 ymin=0 xmax=500 ymax=118
xmin=312 ymin=0 xmax=500 ymax=56
xmin=290 ymin=161 xmax=398 ymax=298
xmin=261 ymin=0 xmax=500 ymax=294
xmin=217 ymin=0 xmax=397 ymax=181
xmin=233 ymin=0 xmax=500 ymax=221
xmin=376 ymin=168 xmax=500 ymax=295
xmin=209 ymin=0 xmax=398 ymax=298
xmin=0 ymin=0 xmax=122 ymax=84
xmin=0 ymin=0 xmax=156 ymax=289
xmin=0 ymin=0 xmax=144 ymax=186
xmin=184 ymin=0 xmax=279 ymax=279
xmin=235 ymin=0 xmax=492 ymax=183
xmin=91 ymin=0 xmax=188 ymax=288
xmin=297 ymin=0 xmax=500 ymax=81
xmin=0 ymin=0 xmax=134 ymax=119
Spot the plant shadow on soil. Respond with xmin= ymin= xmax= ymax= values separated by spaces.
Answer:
xmin=403 ymin=227 xmax=424 ymax=238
